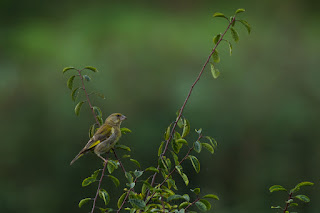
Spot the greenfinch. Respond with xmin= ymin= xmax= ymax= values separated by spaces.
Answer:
xmin=70 ymin=113 xmax=127 ymax=165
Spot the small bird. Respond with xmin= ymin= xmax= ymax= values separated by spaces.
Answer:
xmin=70 ymin=113 xmax=127 ymax=165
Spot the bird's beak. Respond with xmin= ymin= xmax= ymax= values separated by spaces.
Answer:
xmin=120 ymin=115 xmax=127 ymax=121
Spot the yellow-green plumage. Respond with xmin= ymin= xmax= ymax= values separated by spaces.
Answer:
xmin=70 ymin=113 xmax=126 ymax=165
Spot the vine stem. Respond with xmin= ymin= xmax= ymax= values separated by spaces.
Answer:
xmin=77 ymin=69 xmax=127 ymax=213
xmin=91 ymin=159 xmax=108 ymax=213
xmin=148 ymin=17 xmax=236 ymax=191
xmin=283 ymin=192 xmax=293 ymax=213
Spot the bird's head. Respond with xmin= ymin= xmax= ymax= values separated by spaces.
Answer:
xmin=105 ymin=113 xmax=127 ymax=126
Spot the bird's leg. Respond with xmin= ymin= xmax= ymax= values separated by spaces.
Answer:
xmin=97 ymin=154 xmax=108 ymax=165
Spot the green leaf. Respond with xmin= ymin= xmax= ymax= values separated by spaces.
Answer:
xmin=295 ymin=195 xmax=310 ymax=202
xmin=200 ymin=199 xmax=211 ymax=210
xmin=83 ymin=74 xmax=91 ymax=81
xmin=230 ymin=27 xmax=239 ymax=42
xmin=176 ymin=138 xmax=188 ymax=145
xmin=82 ymin=170 xmax=100 ymax=186
xmin=179 ymin=202 xmax=189 ymax=209
xmin=167 ymin=178 xmax=178 ymax=190
xmin=290 ymin=203 xmax=299 ymax=207
xmin=201 ymin=143 xmax=214 ymax=154
xmin=134 ymin=170 xmax=143 ymax=178
xmin=75 ymin=101 xmax=85 ymax=116
xmin=171 ymin=151 xmax=179 ymax=166
xmin=295 ymin=181 xmax=314 ymax=188
xmin=118 ymin=192 xmax=127 ymax=208
xmin=213 ymin=34 xmax=221 ymax=44
xmin=125 ymin=172 xmax=134 ymax=183
xmin=158 ymin=141 xmax=165 ymax=157
xmin=97 ymin=116 xmax=103 ymax=126
xmin=93 ymin=106 xmax=102 ymax=117
xmin=227 ymin=41 xmax=233 ymax=55
xmin=269 ymin=185 xmax=287 ymax=193
xmin=238 ymin=20 xmax=251 ymax=34
xmin=88 ymin=124 xmax=96 ymax=138
xmin=79 ymin=198 xmax=91 ymax=208
xmin=107 ymin=161 xmax=116 ymax=174
xmin=63 ymin=67 xmax=76 ymax=74
xmin=196 ymin=200 xmax=207 ymax=212
xmin=271 ymin=206 xmax=283 ymax=209
xmin=120 ymin=127 xmax=132 ymax=134
xmin=167 ymin=194 xmax=183 ymax=202
xmin=177 ymin=118 xmax=184 ymax=128
xmin=145 ymin=166 xmax=159 ymax=173
xmin=235 ymin=8 xmax=245 ymax=14
xmin=84 ymin=66 xmax=98 ymax=72
xmin=130 ymin=159 xmax=141 ymax=168
xmin=213 ymin=12 xmax=226 ymax=18
xmin=212 ymin=50 xmax=220 ymax=63
xmin=189 ymin=155 xmax=200 ymax=173
xmin=108 ymin=175 xmax=120 ymax=187
xmin=115 ymin=144 xmax=131 ymax=152
xmin=129 ymin=199 xmax=146 ymax=209
xmin=194 ymin=141 xmax=202 ymax=153
xmin=182 ymin=119 xmax=190 ymax=138
xmin=181 ymin=173 xmax=189 ymax=186
xmin=210 ymin=63 xmax=220 ymax=79
xmin=71 ymin=87 xmax=79 ymax=102
xmin=122 ymin=154 xmax=130 ymax=158
xmin=205 ymin=136 xmax=217 ymax=148
xmin=230 ymin=16 xmax=235 ymax=26
xmin=195 ymin=128 xmax=202 ymax=134
xmin=182 ymin=194 xmax=190 ymax=202
xmin=203 ymin=194 xmax=219 ymax=200
xmin=191 ymin=188 xmax=200 ymax=195
xmin=172 ymin=139 xmax=183 ymax=154
xmin=99 ymin=189 xmax=110 ymax=206
xmin=67 ymin=75 xmax=75 ymax=90
xmin=165 ymin=124 xmax=171 ymax=140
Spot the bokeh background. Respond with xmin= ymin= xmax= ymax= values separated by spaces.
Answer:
xmin=1 ymin=0 xmax=319 ymax=212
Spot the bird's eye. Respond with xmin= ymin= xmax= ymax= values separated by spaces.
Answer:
xmin=117 ymin=114 xmax=120 ymax=117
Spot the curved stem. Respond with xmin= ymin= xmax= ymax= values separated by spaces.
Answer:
xmin=91 ymin=159 xmax=108 ymax=213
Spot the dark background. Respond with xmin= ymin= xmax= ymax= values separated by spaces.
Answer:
xmin=1 ymin=0 xmax=319 ymax=212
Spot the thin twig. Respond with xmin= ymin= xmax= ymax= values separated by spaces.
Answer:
xmin=283 ymin=192 xmax=293 ymax=213
xmin=184 ymin=197 xmax=200 ymax=211
xmin=91 ymin=159 xmax=108 ymax=213
xmin=117 ymin=177 xmax=138 ymax=213
xmin=148 ymin=17 xmax=236 ymax=191
xmin=113 ymin=150 xmax=126 ymax=174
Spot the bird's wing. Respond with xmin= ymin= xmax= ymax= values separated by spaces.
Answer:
xmin=78 ymin=125 xmax=113 ymax=154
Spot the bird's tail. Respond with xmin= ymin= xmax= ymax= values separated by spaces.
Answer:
xmin=70 ymin=153 xmax=84 ymax=165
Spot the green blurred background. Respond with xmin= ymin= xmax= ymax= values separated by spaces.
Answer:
xmin=1 ymin=0 xmax=319 ymax=212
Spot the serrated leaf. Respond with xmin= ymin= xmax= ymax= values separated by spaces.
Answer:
xmin=196 ymin=201 xmax=207 ymax=212
xmin=213 ymin=12 xmax=226 ymax=18
xmin=230 ymin=27 xmax=239 ymax=42
xmin=75 ymin=101 xmax=85 ymax=116
xmin=82 ymin=177 xmax=96 ymax=187
xmin=238 ymin=20 xmax=251 ymax=34
xmin=171 ymin=151 xmax=179 ymax=166
xmin=202 ymin=143 xmax=214 ymax=154
xmin=176 ymin=138 xmax=188 ymax=145
xmin=84 ymin=66 xmax=98 ymax=72
xmin=269 ymin=185 xmax=287 ymax=193
xmin=115 ymin=144 xmax=131 ymax=152
xmin=203 ymin=194 xmax=219 ymax=200
xmin=134 ymin=170 xmax=143 ymax=178
xmin=71 ymin=87 xmax=80 ymax=102
xmin=129 ymin=199 xmax=146 ymax=209
xmin=120 ymin=127 xmax=132 ymax=134
xmin=63 ymin=67 xmax=76 ymax=74
xmin=177 ymin=118 xmax=184 ymax=128
xmin=79 ymin=198 xmax=91 ymax=208
xmin=181 ymin=173 xmax=189 ymax=186
xmin=99 ymin=189 xmax=110 ymax=206
xmin=67 ymin=75 xmax=76 ymax=90
xmin=165 ymin=157 xmax=172 ymax=170
xmin=191 ymin=188 xmax=200 ymax=195
xmin=200 ymin=199 xmax=211 ymax=210
xmin=158 ymin=141 xmax=165 ymax=157
xmin=182 ymin=194 xmax=190 ymax=202
xmin=182 ymin=119 xmax=190 ymax=138
xmin=108 ymin=175 xmax=120 ymax=187
xmin=210 ymin=63 xmax=220 ymax=79
xmin=205 ymin=136 xmax=217 ymax=148
xmin=213 ymin=34 xmax=221 ymax=44
xmin=212 ymin=50 xmax=220 ymax=63
xmin=235 ymin=8 xmax=245 ymax=14
xmin=93 ymin=106 xmax=102 ymax=117
xmin=125 ymin=172 xmax=134 ymax=183
xmin=83 ymin=75 xmax=91 ymax=81
xmin=165 ymin=124 xmax=171 ymax=140
xmin=118 ymin=192 xmax=127 ymax=208
xmin=130 ymin=159 xmax=141 ymax=168
xmin=167 ymin=178 xmax=178 ymax=190
xmin=295 ymin=195 xmax=310 ymax=202
xmin=167 ymin=194 xmax=183 ymax=202
xmin=179 ymin=202 xmax=189 ymax=209
xmin=145 ymin=166 xmax=159 ymax=173
xmin=107 ymin=162 xmax=116 ymax=174
xmin=189 ymin=155 xmax=200 ymax=173
xmin=194 ymin=141 xmax=202 ymax=153
xmin=295 ymin=181 xmax=314 ymax=188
